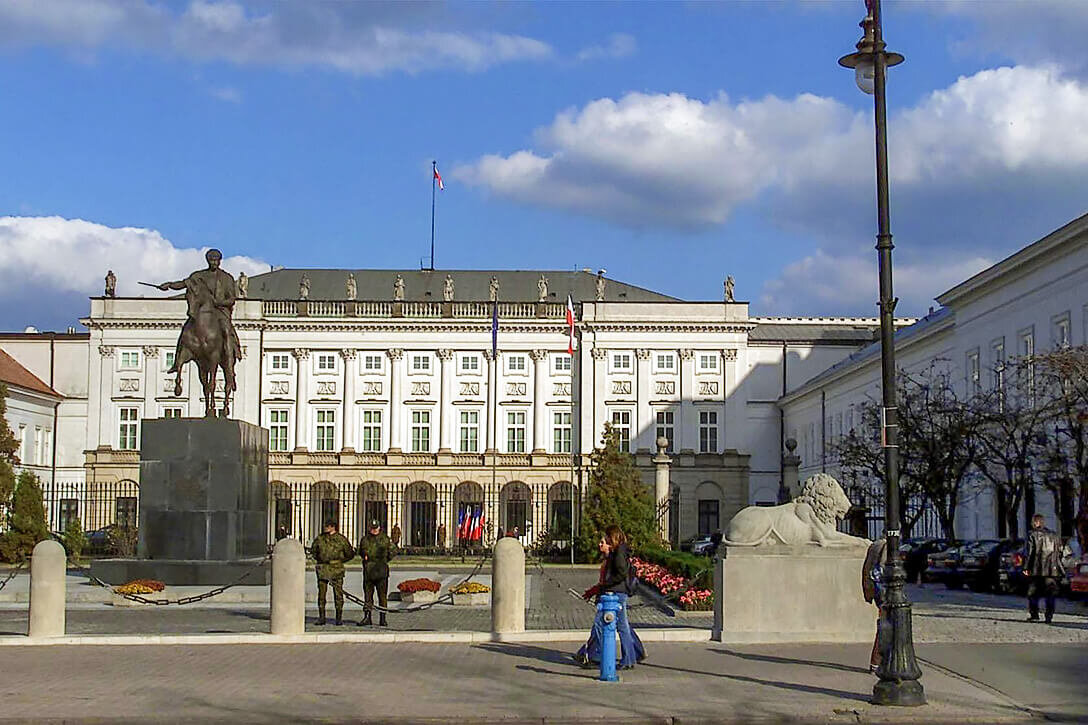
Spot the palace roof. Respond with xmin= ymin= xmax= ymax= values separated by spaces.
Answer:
xmin=0 ymin=348 xmax=60 ymax=398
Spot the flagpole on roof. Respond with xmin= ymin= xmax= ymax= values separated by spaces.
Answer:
xmin=430 ymin=160 xmax=437 ymax=271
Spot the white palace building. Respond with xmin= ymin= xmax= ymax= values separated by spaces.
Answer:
xmin=2 ymin=212 xmax=1086 ymax=548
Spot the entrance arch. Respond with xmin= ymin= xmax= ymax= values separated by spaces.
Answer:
xmin=499 ymin=481 xmax=532 ymax=544
xmin=405 ymin=481 xmax=437 ymax=547
xmin=356 ymin=481 xmax=387 ymax=538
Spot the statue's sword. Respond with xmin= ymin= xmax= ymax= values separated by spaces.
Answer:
xmin=137 ymin=281 xmax=162 ymax=289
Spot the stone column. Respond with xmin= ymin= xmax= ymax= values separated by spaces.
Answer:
xmin=29 ymin=539 xmax=66 ymax=638
xmin=142 ymin=345 xmax=158 ymax=415
xmin=721 ymin=348 xmax=739 ymax=451
xmin=437 ymin=349 xmax=455 ymax=452
xmin=577 ymin=342 xmax=593 ymax=458
xmin=635 ymin=349 xmax=652 ymax=452
xmin=94 ymin=345 xmax=115 ymax=446
xmin=387 ymin=349 xmax=404 ymax=451
xmin=782 ymin=438 xmax=801 ymax=501
xmin=271 ymin=538 xmax=305 ymax=635
xmin=653 ymin=436 xmax=672 ymax=541
xmin=483 ymin=350 xmax=498 ymax=452
xmin=292 ymin=349 xmax=310 ymax=450
xmin=591 ymin=347 xmax=607 ymax=447
xmin=530 ymin=349 xmax=548 ymax=454
xmin=678 ymin=349 xmax=696 ymax=453
xmin=491 ymin=536 xmax=525 ymax=636
xmin=340 ymin=349 xmax=357 ymax=451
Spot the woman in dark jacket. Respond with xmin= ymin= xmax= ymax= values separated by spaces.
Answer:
xmin=575 ymin=525 xmax=644 ymax=669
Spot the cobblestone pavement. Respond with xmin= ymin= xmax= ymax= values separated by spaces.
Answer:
xmin=0 ymin=640 xmax=1069 ymax=723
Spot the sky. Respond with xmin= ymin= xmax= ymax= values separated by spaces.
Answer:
xmin=1 ymin=0 xmax=1087 ymax=331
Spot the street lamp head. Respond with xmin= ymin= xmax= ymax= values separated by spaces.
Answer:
xmin=838 ymin=13 xmax=904 ymax=95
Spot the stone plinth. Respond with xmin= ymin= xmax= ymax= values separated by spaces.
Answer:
xmin=712 ymin=545 xmax=873 ymax=644
xmin=91 ymin=418 xmax=270 ymax=586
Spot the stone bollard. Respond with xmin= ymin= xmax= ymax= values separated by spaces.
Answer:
xmin=491 ymin=537 xmax=525 ymax=636
xmin=29 ymin=540 xmax=66 ymax=638
xmin=270 ymin=538 xmax=306 ymax=635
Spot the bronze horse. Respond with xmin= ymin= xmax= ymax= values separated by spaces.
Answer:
xmin=159 ymin=249 xmax=242 ymax=417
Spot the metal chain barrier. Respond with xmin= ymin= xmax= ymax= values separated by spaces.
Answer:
xmin=0 ymin=559 xmax=28 ymax=593
xmin=340 ymin=548 xmax=491 ymax=614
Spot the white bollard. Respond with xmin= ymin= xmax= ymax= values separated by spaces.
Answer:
xmin=28 ymin=540 xmax=66 ymax=638
xmin=491 ymin=537 xmax=525 ymax=635
xmin=270 ymin=538 xmax=306 ymax=635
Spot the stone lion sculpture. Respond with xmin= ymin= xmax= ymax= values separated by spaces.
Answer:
xmin=724 ymin=473 xmax=869 ymax=547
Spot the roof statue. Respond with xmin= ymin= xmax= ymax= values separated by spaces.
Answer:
xmin=489 ymin=276 xmax=499 ymax=302
xmin=393 ymin=275 xmax=405 ymax=301
xmin=104 ymin=270 xmax=116 ymax=298
xmin=443 ymin=274 xmax=454 ymax=302
xmin=299 ymin=274 xmax=311 ymax=301
xmin=537 ymin=274 xmax=549 ymax=302
xmin=237 ymin=272 xmax=248 ymax=299
xmin=156 ymin=248 xmax=242 ymax=417
xmin=725 ymin=275 xmax=735 ymax=303
xmin=595 ymin=271 xmax=606 ymax=301
xmin=346 ymin=273 xmax=357 ymax=301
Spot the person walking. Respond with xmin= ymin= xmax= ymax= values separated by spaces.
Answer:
xmin=310 ymin=520 xmax=355 ymax=626
xmin=358 ymin=518 xmax=394 ymax=627
xmin=862 ymin=536 xmax=888 ymax=673
xmin=1025 ymin=513 xmax=1064 ymax=624
xmin=575 ymin=525 xmax=644 ymax=670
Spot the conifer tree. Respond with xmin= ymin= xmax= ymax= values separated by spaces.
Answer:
xmin=0 ymin=471 xmax=49 ymax=562
xmin=0 ymin=383 xmax=18 ymax=511
xmin=576 ymin=423 xmax=658 ymax=562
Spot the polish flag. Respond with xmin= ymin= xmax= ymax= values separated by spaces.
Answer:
xmin=566 ymin=294 xmax=577 ymax=355
xmin=434 ymin=166 xmax=444 ymax=190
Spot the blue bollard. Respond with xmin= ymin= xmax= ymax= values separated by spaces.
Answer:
xmin=598 ymin=593 xmax=621 ymax=682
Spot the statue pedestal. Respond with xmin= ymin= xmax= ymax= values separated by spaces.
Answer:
xmin=712 ymin=545 xmax=872 ymax=643
xmin=91 ymin=419 xmax=270 ymax=586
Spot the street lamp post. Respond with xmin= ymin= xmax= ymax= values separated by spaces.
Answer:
xmin=838 ymin=0 xmax=925 ymax=707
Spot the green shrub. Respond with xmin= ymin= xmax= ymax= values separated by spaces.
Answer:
xmin=62 ymin=517 xmax=86 ymax=563
xmin=0 ymin=471 xmax=49 ymax=563
xmin=635 ymin=546 xmax=714 ymax=588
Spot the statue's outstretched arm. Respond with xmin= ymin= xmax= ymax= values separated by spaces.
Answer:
xmin=159 ymin=280 xmax=186 ymax=291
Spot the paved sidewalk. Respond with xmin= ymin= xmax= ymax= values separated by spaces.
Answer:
xmin=0 ymin=641 xmax=1077 ymax=723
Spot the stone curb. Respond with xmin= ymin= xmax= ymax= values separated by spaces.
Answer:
xmin=0 ymin=627 xmax=712 ymax=647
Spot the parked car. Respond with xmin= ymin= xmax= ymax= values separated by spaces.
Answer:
xmin=690 ymin=536 xmax=715 ymax=556
xmin=679 ymin=535 xmax=703 ymax=553
xmin=952 ymin=539 xmax=1020 ymax=592
xmin=923 ymin=543 xmax=963 ymax=586
xmin=899 ymin=538 xmax=949 ymax=584
xmin=1069 ymin=560 xmax=1088 ymax=600
xmin=997 ymin=543 xmax=1028 ymax=595
xmin=1061 ymin=538 xmax=1085 ymax=595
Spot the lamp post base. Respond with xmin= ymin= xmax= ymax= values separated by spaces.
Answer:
xmin=873 ymin=678 xmax=926 ymax=707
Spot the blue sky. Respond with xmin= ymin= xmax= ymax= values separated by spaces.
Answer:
xmin=1 ymin=0 xmax=1087 ymax=330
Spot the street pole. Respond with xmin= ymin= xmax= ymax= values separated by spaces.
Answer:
xmin=839 ymin=0 xmax=925 ymax=707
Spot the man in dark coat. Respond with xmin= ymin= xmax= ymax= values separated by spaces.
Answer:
xmin=358 ymin=519 xmax=394 ymax=627
xmin=1024 ymin=513 xmax=1064 ymax=623
xmin=310 ymin=520 xmax=355 ymax=626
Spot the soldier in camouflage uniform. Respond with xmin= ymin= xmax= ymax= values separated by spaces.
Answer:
xmin=358 ymin=519 xmax=394 ymax=627
xmin=310 ymin=519 xmax=355 ymax=625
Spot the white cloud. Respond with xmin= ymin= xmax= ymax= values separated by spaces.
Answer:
xmin=0 ymin=216 xmax=267 ymax=305
xmin=576 ymin=33 xmax=636 ymax=62
xmin=758 ymin=248 xmax=994 ymax=317
xmin=0 ymin=0 xmax=554 ymax=75
xmin=209 ymin=86 xmax=241 ymax=103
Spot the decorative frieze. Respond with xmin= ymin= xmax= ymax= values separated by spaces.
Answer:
xmin=655 ymin=381 xmax=675 ymax=395
xmin=459 ymin=382 xmax=480 ymax=396
xmin=553 ymin=382 xmax=571 ymax=396
xmin=362 ymin=381 xmax=383 ymax=396
xmin=506 ymin=382 xmax=527 ymax=396
xmin=316 ymin=381 xmax=336 ymax=396
xmin=411 ymin=381 xmax=431 ymax=396
xmin=612 ymin=380 xmax=632 ymax=395
xmin=118 ymin=379 xmax=139 ymax=392
xmin=269 ymin=381 xmax=290 ymax=396
xmin=699 ymin=381 xmax=719 ymax=396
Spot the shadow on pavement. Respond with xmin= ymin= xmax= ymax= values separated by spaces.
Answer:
xmin=474 ymin=642 xmax=577 ymax=667
xmin=712 ymin=648 xmax=870 ymax=674
xmin=639 ymin=661 xmax=872 ymax=704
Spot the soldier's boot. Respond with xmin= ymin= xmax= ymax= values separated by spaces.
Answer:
xmin=379 ymin=612 xmax=387 ymax=627
xmin=359 ymin=611 xmax=372 ymax=627
xmin=316 ymin=606 xmax=327 ymax=626
xmin=334 ymin=608 xmax=343 ymax=626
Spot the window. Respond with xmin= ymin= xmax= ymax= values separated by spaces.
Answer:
xmin=611 ymin=353 xmax=632 ymax=373
xmin=17 ymin=425 xmax=26 ymax=463
xmin=269 ymin=410 xmax=289 ymax=452
xmin=991 ymin=337 xmax=1006 ymax=392
xmin=506 ymin=355 xmax=527 ymax=374
xmin=57 ymin=499 xmax=78 ymax=532
xmin=698 ymin=353 xmax=718 ymax=373
xmin=654 ymin=353 xmax=676 ymax=374
xmin=506 ymin=411 xmax=526 ymax=453
xmin=33 ymin=427 xmax=42 ymax=466
xmin=362 ymin=354 xmax=383 ymax=373
xmin=119 ymin=350 xmax=140 ymax=369
xmin=966 ymin=348 xmax=981 ymax=394
xmin=41 ymin=429 xmax=51 ymax=465
xmin=551 ymin=499 xmax=572 ymax=537
xmin=411 ymin=410 xmax=431 ymax=452
xmin=698 ymin=500 xmax=720 ymax=536
xmin=610 ymin=410 xmax=631 ymax=453
xmin=118 ymin=408 xmax=139 ymax=450
xmin=165 ymin=351 xmax=176 ymax=370
xmin=411 ymin=355 xmax=431 ymax=373
xmin=316 ymin=353 xmax=336 ymax=372
xmin=1052 ymin=312 xmax=1071 ymax=348
xmin=553 ymin=411 xmax=572 ymax=454
xmin=315 ymin=410 xmax=336 ymax=452
xmin=270 ymin=353 xmax=289 ymax=371
xmin=459 ymin=410 xmax=479 ymax=453
xmin=656 ymin=410 xmax=675 ymax=452
xmin=162 ymin=407 xmax=182 ymax=419
xmin=699 ymin=410 xmax=718 ymax=453
xmin=553 ymin=354 xmax=571 ymax=373
xmin=460 ymin=354 xmax=480 ymax=374
xmin=115 ymin=497 xmax=137 ymax=529
xmin=362 ymin=410 xmax=382 ymax=452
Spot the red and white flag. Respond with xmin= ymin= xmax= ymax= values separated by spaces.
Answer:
xmin=433 ymin=165 xmax=444 ymax=190
xmin=566 ymin=294 xmax=577 ymax=355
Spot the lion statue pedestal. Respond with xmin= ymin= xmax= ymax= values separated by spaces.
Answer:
xmin=711 ymin=473 xmax=874 ymax=644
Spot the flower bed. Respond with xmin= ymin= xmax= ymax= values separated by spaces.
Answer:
xmin=113 ymin=579 xmax=165 ymax=595
xmin=631 ymin=556 xmax=713 ymax=611
xmin=449 ymin=581 xmax=489 ymax=595
xmin=397 ymin=578 xmax=441 ymax=594
xmin=450 ymin=581 xmax=489 ymax=606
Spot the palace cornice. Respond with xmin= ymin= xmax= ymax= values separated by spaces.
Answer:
xmin=85 ymin=319 xmax=755 ymax=335
xmin=584 ymin=323 xmax=754 ymax=334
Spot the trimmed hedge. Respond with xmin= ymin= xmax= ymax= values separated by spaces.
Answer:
xmin=635 ymin=547 xmax=714 ymax=588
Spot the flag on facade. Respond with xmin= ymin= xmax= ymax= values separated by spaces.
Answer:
xmin=434 ymin=165 xmax=444 ymax=190
xmin=456 ymin=507 xmax=467 ymax=540
xmin=566 ymin=294 xmax=577 ymax=355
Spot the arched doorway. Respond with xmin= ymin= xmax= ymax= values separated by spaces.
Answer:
xmin=546 ymin=481 xmax=574 ymax=545
xmin=499 ymin=481 xmax=532 ymax=544
xmin=270 ymin=481 xmax=292 ymax=541
xmin=356 ymin=482 xmax=387 ymax=537
xmin=696 ymin=480 xmax=724 ymax=537
xmin=405 ymin=481 xmax=437 ymax=547
xmin=453 ymin=481 xmax=485 ymax=546
xmin=310 ymin=481 xmax=339 ymax=541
